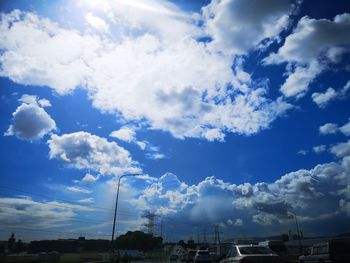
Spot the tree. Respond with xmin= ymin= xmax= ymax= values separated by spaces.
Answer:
xmin=115 ymin=231 xmax=163 ymax=251
xmin=177 ymin=240 xmax=186 ymax=248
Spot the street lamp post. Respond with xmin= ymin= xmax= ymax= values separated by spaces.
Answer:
xmin=111 ymin=173 xmax=140 ymax=260
xmin=288 ymin=211 xmax=302 ymax=255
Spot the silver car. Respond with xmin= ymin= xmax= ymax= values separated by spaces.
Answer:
xmin=194 ymin=249 xmax=212 ymax=263
xmin=220 ymin=245 xmax=283 ymax=263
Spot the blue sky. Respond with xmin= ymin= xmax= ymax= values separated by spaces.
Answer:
xmin=0 ymin=0 xmax=350 ymax=242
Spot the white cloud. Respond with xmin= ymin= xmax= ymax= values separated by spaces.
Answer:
xmin=227 ymin=218 xmax=243 ymax=226
xmin=110 ymin=126 xmax=149 ymax=150
xmin=145 ymin=152 xmax=166 ymax=160
xmin=312 ymin=81 xmax=350 ymax=108
xmin=0 ymin=9 xmax=292 ymax=140
xmin=297 ymin=150 xmax=308 ymax=155
xmin=203 ymin=128 xmax=225 ymax=142
xmin=340 ymin=120 xmax=350 ymax=136
xmin=85 ymin=13 xmax=109 ymax=33
xmin=330 ymin=140 xmax=350 ymax=158
xmin=202 ymin=0 xmax=293 ymax=55
xmin=312 ymin=87 xmax=337 ymax=108
xmin=80 ymin=0 xmax=200 ymax=43
xmin=80 ymin=173 xmax=99 ymax=184
xmin=319 ymin=123 xmax=339 ymax=135
xmin=313 ymin=145 xmax=326 ymax=154
xmin=5 ymin=96 xmax=56 ymax=140
xmin=319 ymin=119 xmax=350 ymax=137
xmin=78 ymin=197 xmax=95 ymax=204
xmin=110 ymin=126 xmax=136 ymax=143
xmin=38 ymin=98 xmax=51 ymax=107
xmin=136 ymin=141 xmax=147 ymax=150
xmin=47 ymin=131 xmax=140 ymax=176
xmin=131 ymin=153 xmax=350 ymax=235
xmin=19 ymin=94 xmax=39 ymax=105
xmin=0 ymin=196 xmax=92 ymax=230
xmin=265 ymin=14 xmax=350 ymax=97
xmin=280 ymin=61 xmax=323 ymax=98
xmin=66 ymin=186 xmax=92 ymax=194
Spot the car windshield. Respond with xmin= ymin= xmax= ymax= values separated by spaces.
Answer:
xmin=239 ymin=246 xmax=274 ymax=255
xmin=270 ymin=245 xmax=287 ymax=252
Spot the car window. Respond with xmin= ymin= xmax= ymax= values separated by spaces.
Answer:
xmin=270 ymin=245 xmax=287 ymax=252
xmin=230 ymin=247 xmax=237 ymax=257
xmin=313 ymin=245 xmax=328 ymax=255
xmin=239 ymin=246 xmax=274 ymax=255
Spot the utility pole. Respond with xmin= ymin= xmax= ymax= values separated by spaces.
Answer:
xmin=111 ymin=173 xmax=140 ymax=262
xmin=214 ymin=224 xmax=222 ymax=256
xmin=143 ymin=211 xmax=159 ymax=236
xmin=160 ymin=217 xmax=163 ymax=239
xmin=214 ymin=225 xmax=221 ymax=244
xmin=288 ymin=211 xmax=302 ymax=255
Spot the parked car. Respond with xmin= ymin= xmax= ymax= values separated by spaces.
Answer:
xmin=299 ymin=238 xmax=350 ymax=263
xmin=220 ymin=245 xmax=283 ymax=263
xmin=185 ymin=250 xmax=197 ymax=262
xmin=259 ymin=240 xmax=288 ymax=262
xmin=194 ymin=249 xmax=212 ymax=263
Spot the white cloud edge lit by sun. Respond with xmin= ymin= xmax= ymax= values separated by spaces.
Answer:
xmin=0 ymin=1 xmax=299 ymax=141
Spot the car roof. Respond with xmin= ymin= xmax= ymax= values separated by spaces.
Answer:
xmin=236 ymin=245 xmax=266 ymax=248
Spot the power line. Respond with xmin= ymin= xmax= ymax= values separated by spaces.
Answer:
xmin=0 ymin=205 xmax=148 ymax=229
xmin=0 ymin=224 xmax=111 ymax=238
xmin=0 ymin=185 xmax=141 ymax=217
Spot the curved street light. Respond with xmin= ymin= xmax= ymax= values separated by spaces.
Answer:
xmin=111 ymin=173 xmax=141 ymax=256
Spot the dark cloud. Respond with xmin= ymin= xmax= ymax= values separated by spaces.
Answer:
xmin=5 ymin=98 xmax=56 ymax=141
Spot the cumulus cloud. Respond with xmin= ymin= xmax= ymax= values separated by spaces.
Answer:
xmin=320 ymin=123 xmax=339 ymax=135
xmin=202 ymin=0 xmax=293 ymax=55
xmin=265 ymin=14 xmax=350 ymax=97
xmin=340 ymin=120 xmax=350 ymax=136
xmin=85 ymin=13 xmax=109 ymax=33
xmin=227 ymin=218 xmax=243 ymax=226
xmin=5 ymin=95 xmax=56 ymax=140
xmin=313 ymin=145 xmax=326 ymax=154
xmin=80 ymin=173 xmax=99 ymax=184
xmin=110 ymin=126 xmax=136 ymax=142
xmin=203 ymin=128 xmax=225 ymax=142
xmin=312 ymin=81 xmax=350 ymax=108
xmin=131 ymin=154 xmax=350 ymax=235
xmin=312 ymin=88 xmax=337 ymax=108
xmin=330 ymin=140 xmax=350 ymax=158
xmin=47 ymin=131 xmax=140 ymax=176
xmin=319 ymin=119 xmax=350 ymax=136
xmin=109 ymin=126 xmax=147 ymax=150
xmin=0 ymin=9 xmax=292 ymax=141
